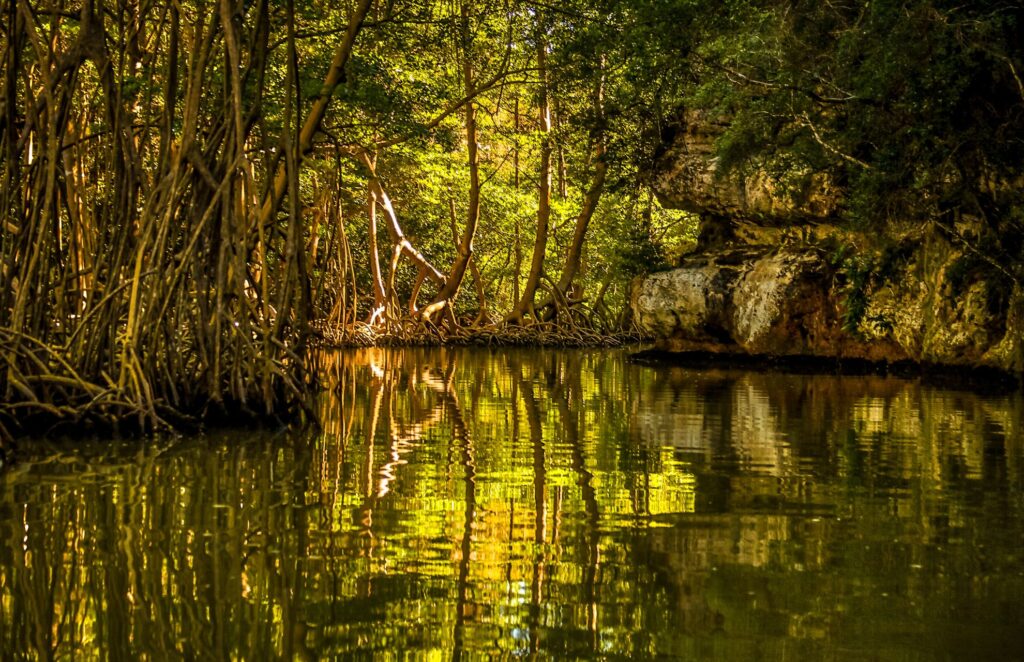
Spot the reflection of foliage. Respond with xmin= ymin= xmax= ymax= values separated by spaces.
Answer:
xmin=2 ymin=348 xmax=1023 ymax=658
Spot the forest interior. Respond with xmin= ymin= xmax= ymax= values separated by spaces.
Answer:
xmin=1 ymin=0 xmax=1022 ymax=444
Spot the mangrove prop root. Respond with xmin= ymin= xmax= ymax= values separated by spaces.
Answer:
xmin=312 ymin=318 xmax=650 ymax=349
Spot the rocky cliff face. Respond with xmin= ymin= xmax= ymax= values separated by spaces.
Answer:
xmin=636 ymin=114 xmax=1024 ymax=374
xmin=651 ymin=111 xmax=839 ymax=223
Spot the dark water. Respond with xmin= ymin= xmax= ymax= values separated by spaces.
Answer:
xmin=2 ymin=348 xmax=1024 ymax=660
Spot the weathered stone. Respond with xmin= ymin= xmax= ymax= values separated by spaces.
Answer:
xmin=652 ymin=111 xmax=838 ymax=222
xmin=636 ymin=112 xmax=1023 ymax=375
xmin=636 ymin=236 xmax=1022 ymax=371
xmin=636 ymin=247 xmax=862 ymax=358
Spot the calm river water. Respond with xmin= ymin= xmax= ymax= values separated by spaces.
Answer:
xmin=1 ymin=347 xmax=1023 ymax=660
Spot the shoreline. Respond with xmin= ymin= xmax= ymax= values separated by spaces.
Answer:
xmin=6 ymin=341 xmax=1019 ymax=455
xmin=313 ymin=325 xmax=650 ymax=349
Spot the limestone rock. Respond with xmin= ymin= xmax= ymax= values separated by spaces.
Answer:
xmin=636 ymin=247 xmax=860 ymax=359
xmin=635 ymin=111 xmax=1022 ymax=375
xmin=634 ymin=236 xmax=1022 ymax=371
xmin=651 ymin=111 xmax=838 ymax=222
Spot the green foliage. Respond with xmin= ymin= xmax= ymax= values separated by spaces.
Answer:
xmin=944 ymin=253 xmax=1014 ymax=320
xmin=827 ymin=243 xmax=875 ymax=335
xmin=598 ymin=0 xmax=1022 ymax=264
xmin=825 ymin=237 xmax=914 ymax=335
xmin=615 ymin=225 xmax=666 ymax=279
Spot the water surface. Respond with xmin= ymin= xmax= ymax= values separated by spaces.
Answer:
xmin=2 ymin=348 xmax=1023 ymax=659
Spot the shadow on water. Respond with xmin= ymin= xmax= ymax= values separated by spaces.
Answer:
xmin=1 ymin=347 xmax=1023 ymax=659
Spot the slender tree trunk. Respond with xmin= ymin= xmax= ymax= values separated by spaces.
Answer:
xmin=513 ymin=94 xmax=521 ymax=189
xmin=512 ymin=94 xmax=522 ymax=306
xmin=448 ymin=197 xmax=487 ymax=321
xmin=419 ymin=0 xmax=480 ymax=325
xmin=554 ymin=93 xmax=567 ymax=200
xmin=257 ymin=0 xmax=372 ymax=228
xmin=366 ymin=183 xmax=388 ymax=326
xmin=0 ymin=0 xmax=22 ymax=328
xmin=557 ymin=153 xmax=606 ymax=292
xmin=507 ymin=24 xmax=550 ymax=324
xmin=539 ymin=62 xmax=607 ymax=322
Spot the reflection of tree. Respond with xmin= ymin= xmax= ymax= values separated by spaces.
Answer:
xmin=435 ymin=352 xmax=477 ymax=662
xmin=2 ymin=349 xmax=1024 ymax=659
xmin=552 ymin=353 xmax=601 ymax=647
xmin=510 ymin=353 xmax=547 ymax=655
xmin=345 ymin=348 xmax=456 ymax=567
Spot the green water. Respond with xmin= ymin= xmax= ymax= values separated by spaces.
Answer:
xmin=1 ymin=348 xmax=1023 ymax=660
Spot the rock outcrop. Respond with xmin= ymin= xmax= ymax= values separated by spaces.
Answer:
xmin=651 ymin=111 xmax=838 ymax=223
xmin=635 ymin=115 xmax=1024 ymax=374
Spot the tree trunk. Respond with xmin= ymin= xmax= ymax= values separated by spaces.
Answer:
xmin=512 ymin=94 xmax=522 ymax=306
xmin=506 ymin=23 xmax=550 ymax=324
xmin=257 ymin=0 xmax=372 ymax=229
xmin=539 ymin=149 xmax=606 ymax=322
xmin=366 ymin=183 xmax=388 ymax=326
xmin=539 ymin=62 xmax=607 ymax=322
xmin=418 ymin=0 xmax=481 ymax=325
xmin=554 ymin=93 xmax=567 ymax=200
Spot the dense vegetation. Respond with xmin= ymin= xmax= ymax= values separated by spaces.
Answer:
xmin=1 ymin=0 xmax=1021 ymax=440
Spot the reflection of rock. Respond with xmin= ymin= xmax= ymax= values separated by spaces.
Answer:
xmin=728 ymin=380 xmax=790 ymax=475
xmin=633 ymin=376 xmax=709 ymax=454
xmin=631 ymin=365 xmax=1021 ymax=489
xmin=633 ymin=369 xmax=805 ymax=477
